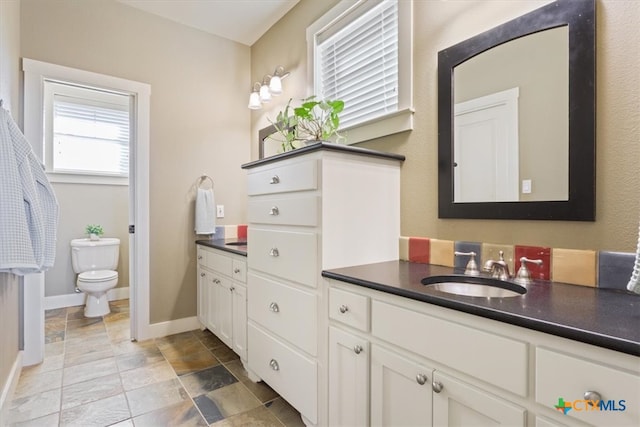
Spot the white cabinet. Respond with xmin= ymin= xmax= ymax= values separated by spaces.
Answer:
xmin=244 ymin=146 xmax=403 ymax=426
xmin=328 ymin=326 xmax=369 ymax=427
xmin=196 ymin=244 xmax=247 ymax=361
xmin=370 ymin=344 xmax=433 ymax=427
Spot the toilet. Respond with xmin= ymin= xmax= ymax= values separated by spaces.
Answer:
xmin=70 ymin=238 xmax=120 ymax=317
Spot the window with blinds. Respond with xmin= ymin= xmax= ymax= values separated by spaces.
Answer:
xmin=44 ymin=81 xmax=130 ymax=181
xmin=315 ymin=0 xmax=399 ymax=130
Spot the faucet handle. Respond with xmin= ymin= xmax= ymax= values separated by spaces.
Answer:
xmin=515 ymin=257 xmax=544 ymax=284
xmin=454 ymin=251 xmax=480 ymax=276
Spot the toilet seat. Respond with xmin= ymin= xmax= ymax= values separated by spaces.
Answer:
xmin=78 ymin=270 xmax=118 ymax=282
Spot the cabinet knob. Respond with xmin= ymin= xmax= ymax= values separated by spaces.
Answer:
xmin=213 ymin=278 xmax=220 ymax=284
xmin=269 ymin=248 xmax=280 ymax=257
xmin=584 ymin=390 xmax=602 ymax=406
xmin=354 ymin=345 xmax=363 ymax=354
xmin=269 ymin=206 xmax=280 ymax=216
xmin=339 ymin=305 xmax=349 ymax=314
xmin=432 ymin=381 xmax=444 ymax=393
xmin=270 ymin=359 xmax=280 ymax=371
xmin=269 ymin=302 xmax=280 ymax=313
xmin=197 ymin=255 xmax=203 ymax=260
xmin=269 ymin=175 xmax=280 ymax=184
xmin=234 ymin=268 xmax=241 ymax=274
xmin=230 ymin=286 xmax=235 ymax=292
xmin=200 ymin=272 xmax=205 ymax=277
xmin=416 ymin=374 xmax=428 ymax=385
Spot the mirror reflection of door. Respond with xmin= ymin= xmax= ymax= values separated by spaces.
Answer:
xmin=454 ymin=88 xmax=519 ymax=202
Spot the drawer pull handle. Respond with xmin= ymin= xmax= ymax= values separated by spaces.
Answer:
xmin=354 ymin=345 xmax=363 ymax=355
xmin=269 ymin=248 xmax=280 ymax=257
xmin=270 ymin=175 xmax=280 ymax=184
xmin=339 ymin=305 xmax=349 ymax=314
xmin=270 ymin=359 xmax=280 ymax=371
xmin=584 ymin=391 xmax=602 ymax=406
xmin=200 ymin=273 xmax=206 ymax=277
xmin=269 ymin=302 xmax=280 ymax=313
xmin=416 ymin=374 xmax=428 ymax=385
xmin=234 ymin=268 xmax=241 ymax=274
xmin=269 ymin=206 xmax=280 ymax=216
xmin=432 ymin=381 xmax=443 ymax=393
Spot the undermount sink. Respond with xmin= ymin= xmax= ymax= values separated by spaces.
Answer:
xmin=421 ymin=275 xmax=526 ymax=298
xmin=225 ymin=241 xmax=247 ymax=246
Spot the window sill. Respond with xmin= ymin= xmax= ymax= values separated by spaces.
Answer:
xmin=46 ymin=172 xmax=128 ymax=186
xmin=341 ymin=108 xmax=414 ymax=145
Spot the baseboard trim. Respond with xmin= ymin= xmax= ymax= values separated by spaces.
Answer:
xmin=0 ymin=351 xmax=22 ymax=426
xmin=44 ymin=286 xmax=130 ymax=310
xmin=148 ymin=316 xmax=201 ymax=339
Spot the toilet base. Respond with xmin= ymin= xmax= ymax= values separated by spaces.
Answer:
xmin=84 ymin=292 xmax=111 ymax=317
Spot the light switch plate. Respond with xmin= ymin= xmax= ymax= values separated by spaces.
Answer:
xmin=216 ymin=205 xmax=224 ymax=218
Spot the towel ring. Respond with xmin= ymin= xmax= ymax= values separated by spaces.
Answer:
xmin=197 ymin=175 xmax=214 ymax=189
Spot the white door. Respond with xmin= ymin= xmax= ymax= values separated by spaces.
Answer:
xmin=432 ymin=371 xmax=526 ymax=427
xmin=329 ymin=326 xmax=369 ymax=427
xmin=454 ymin=88 xmax=519 ymax=202
xmin=370 ymin=344 xmax=433 ymax=427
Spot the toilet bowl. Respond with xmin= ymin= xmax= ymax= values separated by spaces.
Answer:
xmin=70 ymin=238 xmax=120 ymax=318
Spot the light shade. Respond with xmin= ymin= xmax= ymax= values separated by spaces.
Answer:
xmin=248 ymin=91 xmax=261 ymax=109
xmin=269 ymin=75 xmax=283 ymax=95
xmin=259 ymin=83 xmax=271 ymax=103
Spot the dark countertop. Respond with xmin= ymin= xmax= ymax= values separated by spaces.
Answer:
xmin=322 ymin=260 xmax=640 ymax=357
xmin=196 ymin=238 xmax=247 ymax=257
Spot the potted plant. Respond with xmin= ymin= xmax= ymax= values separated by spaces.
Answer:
xmin=85 ymin=224 xmax=104 ymax=241
xmin=270 ymin=96 xmax=345 ymax=152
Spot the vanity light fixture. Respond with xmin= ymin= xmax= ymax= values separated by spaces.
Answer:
xmin=247 ymin=66 xmax=290 ymax=109
xmin=248 ymin=82 xmax=262 ymax=110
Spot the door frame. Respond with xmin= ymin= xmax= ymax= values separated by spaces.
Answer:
xmin=22 ymin=58 xmax=151 ymax=341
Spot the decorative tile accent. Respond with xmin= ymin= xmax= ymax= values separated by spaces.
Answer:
xmin=224 ymin=225 xmax=238 ymax=239
xmin=552 ymin=248 xmax=597 ymax=287
xmin=430 ymin=239 xmax=455 ymax=267
xmin=598 ymin=251 xmax=635 ymax=290
xmin=454 ymin=241 xmax=482 ymax=270
xmin=399 ymin=236 xmax=410 ymax=261
xmin=214 ymin=226 xmax=226 ymax=239
xmin=482 ymin=243 xmax=515 ymax=275
xmin=408 ymin=237 xmax=430 ymax=264
xmin=515 ymin=245 xmax=551 ymax=280
xmin=237 ymin=225 xmax=248 ymax=239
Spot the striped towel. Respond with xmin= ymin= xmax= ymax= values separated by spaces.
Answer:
xmin=0 ymin=107 xmax=59 ymax=274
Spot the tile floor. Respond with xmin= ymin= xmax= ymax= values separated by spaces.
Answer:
xmin=7 ymin=300 xmax=304 ymax=426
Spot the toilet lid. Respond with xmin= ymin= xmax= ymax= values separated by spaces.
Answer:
xmin=79 ymin=270 xmax=118 ymax=282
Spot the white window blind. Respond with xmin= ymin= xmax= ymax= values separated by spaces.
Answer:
xmin=317 ymin=0 xmax=398 ymax=129
xmin=51 ymin=89 xmax=130 ymax=177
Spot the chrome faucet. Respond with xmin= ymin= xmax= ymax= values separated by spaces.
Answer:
xmin=483 ymin=251 xmax=511 ymax=280
xmin=515 ymin=257 xmax=544 ymax=285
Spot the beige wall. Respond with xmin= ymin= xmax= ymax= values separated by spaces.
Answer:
xmin=21 ymin=0 xmax=251 ymax=322
xmin=251 ymin=0 xmax=640 ymax=253
xmin=0 ymin=0 xmax=22 ymax=415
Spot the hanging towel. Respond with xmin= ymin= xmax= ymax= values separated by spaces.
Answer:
xmin=0 ymin=107 xmax=59 ymax=275
xmin=195 ymin=188 xmax=216 ymax=235
xmin=627 ymin=222 xmax=640 ymax=294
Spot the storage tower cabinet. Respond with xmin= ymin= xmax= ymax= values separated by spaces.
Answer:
xmin=242 ymin=144 xmax=404 ymax=426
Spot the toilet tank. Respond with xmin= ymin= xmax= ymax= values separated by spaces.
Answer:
xmin=70 ymin=238 xmax=120 ymax=273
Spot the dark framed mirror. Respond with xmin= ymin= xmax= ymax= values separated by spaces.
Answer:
xmin=438 ymin=0 xmax=595 ymax=220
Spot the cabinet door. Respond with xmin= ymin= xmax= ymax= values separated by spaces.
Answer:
xmin=329 ymin=326 xmax=369 ymax=427
xmin=197 ymin=266 xmax=208 ymax=326
xmin=206 ymin=274 xmax=218 ymax=334
xmin=370 ymin=345 xmax=433 ymax=427
xmin=232 ymin=283 xmax=247 ymax=361
xmin=432 ymin=371 xmax=526 ymax=427
xmin=215 ymin=275 xmax=234 ymax=349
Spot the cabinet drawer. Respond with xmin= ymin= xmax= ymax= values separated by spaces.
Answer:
xmin=248 ymin=195 xmax=319 ymax=226
xmin=248 ymin=273 xmax=317 ymax=355
xmin=249 ymin=228 xmax=317 ymax=287
xmin=247 ymin=159 xmax=317 ymax=196
xmin=207 ymin=251 xmax=232 ymax=276
xmin=535 ymin=347 xmax=639 ymax=426
xmin=371 ymin=300 xmax=528 ymax=396
xmin=232 ymin=259 xmax=246 ymax=283
xmin=329 ymin=287 xmax=370 ymax=332
xmin=248 ymin=323 xmax=317 ymax=423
